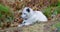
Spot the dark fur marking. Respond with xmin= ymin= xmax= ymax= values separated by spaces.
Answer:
xmin=26 ymin=8 xmax=30 ymax=12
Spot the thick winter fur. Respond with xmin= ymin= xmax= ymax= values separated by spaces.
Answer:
xmin=18 ymin=7 xmax=48 ymax=27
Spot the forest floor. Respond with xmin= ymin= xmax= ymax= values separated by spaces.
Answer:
xmin=0 ymin=0 xmax=60 ymax=32
xmin=0 ymin=12 xmax=60 ymax=32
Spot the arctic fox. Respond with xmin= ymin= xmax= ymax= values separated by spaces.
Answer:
xmin=18 ymin=7 xmax=48 ymax=27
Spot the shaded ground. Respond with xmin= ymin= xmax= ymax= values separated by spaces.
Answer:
xmin=0 ymin=16 xmax=60 ymax=32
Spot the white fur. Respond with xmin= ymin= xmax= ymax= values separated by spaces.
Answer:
xmin=18 ymin=7 xmax=48 ymax=27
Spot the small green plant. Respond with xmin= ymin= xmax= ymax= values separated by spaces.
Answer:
xmin=43 ymin=7 xmax=52 ymax=18
xmin=53 ymin=6 xmax=60 ymax=15
xmin=52 ymin=22 xmax=60 ymax=32
xmin=43 ymin=5 xmax=60 ymax=18
xmin=0 ymin=4 xmax=14 ymax=27
xmin=0 ymin=4 xmax=10 ymax=18
xmin=54 ymin=22 xmax=60 ymax=28
xmin=0 ymin=4 xmax=10 ymax=13
xmin=51 ymin=22 xmax=60 ymax=32
xmin=57 ymin=0 xmax=60 ymax=6
xmin=0 ymin=12 xmax=2 ymax=17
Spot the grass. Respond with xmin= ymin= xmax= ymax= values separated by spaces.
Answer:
xmin=43 ymin=5 xmax=60 ymax=18
xmin=0 ymin=4 xmax=10 ymax=13
xmin=0 ymin=4 xmax=10 ymax=18
xmin=0 ymin=4 xmax=14 ymax=28
xmin=43 ymin=6 xmax=52 ymax=18
xmin=52 ymin=22 xmax=60 ymax=32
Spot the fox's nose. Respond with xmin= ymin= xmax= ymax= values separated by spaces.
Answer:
xmin=20 ymin=15 xmax=24 ymax=19
xmin=21 ymin=15 xmax=26 ymax=18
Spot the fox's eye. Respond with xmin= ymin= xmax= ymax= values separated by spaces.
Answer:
xmin=24 ymin=22 xmax=26 ymax=23
xmin=24 ymin=13 xmax=26 ymax=15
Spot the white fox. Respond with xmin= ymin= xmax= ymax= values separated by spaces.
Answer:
xmin=18 ymin=7 xmax=48 ymax=27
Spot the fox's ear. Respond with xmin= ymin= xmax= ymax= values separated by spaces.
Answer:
xmin=26 ymin=8 xmax=30 ymax=12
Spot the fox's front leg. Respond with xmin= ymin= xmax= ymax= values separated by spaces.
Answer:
xmin=22 ymin=15 xmax=38 ymax=26
xmin=20 ymin=20 xmax=32 ymax=26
